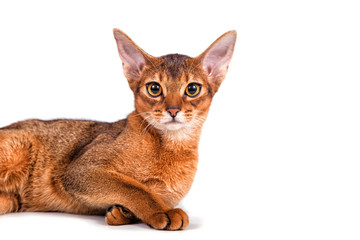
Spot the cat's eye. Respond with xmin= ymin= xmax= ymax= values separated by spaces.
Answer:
xmin=185 ymin=83 xmax=201 ymax=97
xmin=147 ymin=82 xmax=162 ymax=97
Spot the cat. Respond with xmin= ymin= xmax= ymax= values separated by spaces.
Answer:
xmin=0 ymin=29 xmax=236 ymax=230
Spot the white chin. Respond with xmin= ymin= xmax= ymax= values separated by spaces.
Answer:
xmin=163 ymin=122 xmax=184 ymax=131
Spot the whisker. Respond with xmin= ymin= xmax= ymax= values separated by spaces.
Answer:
xmin=142 ymin=119 xmax=156 ymax=136
xmin=128 ymin=111 xmax=153 ymax=118
xmin=139 ymin=115 xmax=153 ymax=135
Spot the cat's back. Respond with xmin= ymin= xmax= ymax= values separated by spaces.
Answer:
xmin=0 ymin=118 xmax=127 ymax=165
xmin=2 ymin=118 xmax=107 ymax=133
xmin=1 ymin=118 xmax=126 ymax=139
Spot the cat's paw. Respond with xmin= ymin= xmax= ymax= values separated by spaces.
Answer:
xmin=105 ymin=205 xmax=138 ymax=225
xmin=146 ymin=208 xmax=189 ymax=230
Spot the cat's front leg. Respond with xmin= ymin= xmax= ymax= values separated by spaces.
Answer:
xmin=105 ymin=204 xmax=188 ymax=230
xmin=105 ymin=205 xmax=138 ymax=225
xmin=63 ymin=168 xmax=189 ymax=230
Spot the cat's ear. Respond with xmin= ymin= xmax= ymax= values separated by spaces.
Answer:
xmin=113 ymin=29 xmax=153 ymax=82
xmin=196 ymin=31 xmax=237 ymax=91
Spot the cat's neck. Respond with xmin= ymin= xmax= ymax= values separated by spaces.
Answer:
xmin=126 ymin=111 xmax=202 ymax=151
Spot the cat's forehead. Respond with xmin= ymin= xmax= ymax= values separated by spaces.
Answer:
xmin=160 ymin=54 xmax=191 ymax=79
xmin=142 ymin=54 xmax=206 ymax=85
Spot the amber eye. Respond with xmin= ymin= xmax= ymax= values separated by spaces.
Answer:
xmin=185 ymin=83 xmax=201 ymax=97
xmin=147 ymin=82 xmax=162 ymax=97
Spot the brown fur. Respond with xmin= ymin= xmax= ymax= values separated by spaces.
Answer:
xmin=0 ymin=29 xmax=236 ymax=230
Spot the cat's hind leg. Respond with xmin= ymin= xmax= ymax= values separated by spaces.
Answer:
xmin=0 ymin=131 xmax=33 ymax=193
xmin=0 ymin=192 xmax=20 ymax=214
xmin=0 ymin=132 xmax=31 ymax=214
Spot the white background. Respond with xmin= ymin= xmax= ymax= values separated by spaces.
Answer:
xmin=0 ymin=0 xmax=359 ymax=239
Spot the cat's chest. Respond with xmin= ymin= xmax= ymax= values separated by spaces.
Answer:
xmin=156 ymin=151 xmax=198 ymax=205
xmin=127 ymin=149 xmax=198 ymax=207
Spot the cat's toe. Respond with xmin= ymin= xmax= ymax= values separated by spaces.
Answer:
xmin=146 ymin=208 xmax=189 ymax=230
xmin=105 ymin=205 xmax=137 ymax=226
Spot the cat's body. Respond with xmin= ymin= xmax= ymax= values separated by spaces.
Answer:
xmin=0 ymin=30 xmax=236 ymax=230
xmin=1 ymin=114 xmax=197 ymax=213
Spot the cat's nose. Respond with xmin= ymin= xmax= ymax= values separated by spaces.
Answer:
xmin=167 ymin=107 xmax=180 ymax=118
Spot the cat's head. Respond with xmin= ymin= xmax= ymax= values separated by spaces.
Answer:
xmin=113 ymin=29 xmax=236 ymax=140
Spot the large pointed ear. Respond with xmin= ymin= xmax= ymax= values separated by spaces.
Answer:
xmin=113 ymin=29 xmax=153 ymax=82
xmin=196 ymin=31 xmax=237 ymax=91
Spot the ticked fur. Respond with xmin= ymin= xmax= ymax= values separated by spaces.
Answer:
xmin=0 ymin=29 xmax=236 ymax=230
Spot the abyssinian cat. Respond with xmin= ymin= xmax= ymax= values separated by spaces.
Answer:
xmin=0 ymin=29 xmax=236 ymax=230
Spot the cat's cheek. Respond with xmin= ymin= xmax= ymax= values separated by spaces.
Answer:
xmin=134 ymin=94 xmax=158 ymax=114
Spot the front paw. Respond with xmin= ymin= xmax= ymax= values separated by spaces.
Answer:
xmin=105 ymin=205 xmax=138 ymax=225
xmin=146 ymin=208 xmax=189 ymax=230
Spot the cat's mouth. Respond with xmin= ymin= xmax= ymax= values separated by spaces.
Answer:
xmin=163 ymin=119 xmax=184 ymax=129
xmin=165 ymin=119 xmax=182 ymax=124
xmin=160 ymin=118 xmax=186 ymax=131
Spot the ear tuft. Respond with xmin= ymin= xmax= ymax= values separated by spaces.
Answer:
xmin=197 ymin=31 xmax=237 ymax=89
xmin=113 ymin=29 xmax=150 ymax=81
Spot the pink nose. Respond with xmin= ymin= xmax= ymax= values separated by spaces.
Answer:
xmin=167 ymin=108 xmax=180 ymax=118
